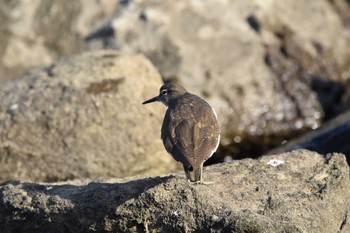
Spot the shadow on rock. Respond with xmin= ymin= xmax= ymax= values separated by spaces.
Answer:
xmin=0 ymin=176 xmax=174 ymax=233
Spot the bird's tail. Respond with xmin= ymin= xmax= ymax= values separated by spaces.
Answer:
xmin=183 ymin=164 xmax=202 ymax=182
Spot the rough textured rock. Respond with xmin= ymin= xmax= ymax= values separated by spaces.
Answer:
xmin=270 ymin=110 xmax=350 ymax=164
xmin=0 ymin=0 xmax=117 ymax=82
xmin=85 ymin=0 xmax=350 ymax=161
xmin=2 ymin=0 xmax=350 ymax=163
xmin=0 ymin=50 xmax=178 ymax=183
xmin=0 ymin=150 xmax=349 ymax=232
xmin=330 ymin=0 xmax=350 ymax=27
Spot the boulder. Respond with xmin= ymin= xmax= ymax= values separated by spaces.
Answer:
xmin=85 ymin=0 xmax=350 ymax=160
xmin=0 ymin=0 xmax=117 ymax=82
xmin=0 ymin=50 xmax=178 ymax=182
xmin=270 ymin=110 xmax=350 ymax=164
xmin=0 ymin=150 xmax=349 ymax=232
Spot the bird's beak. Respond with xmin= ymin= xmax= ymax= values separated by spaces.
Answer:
xmin=142 ymin=95 xmax=160 ymax=105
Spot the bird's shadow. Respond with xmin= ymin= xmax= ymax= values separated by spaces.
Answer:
xmin=1 ymin=175 xmax=176 ymax=233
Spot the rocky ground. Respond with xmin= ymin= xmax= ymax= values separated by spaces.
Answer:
xmin=1 ymin=0 xmax=350 ymax=232
xmin=1 ymin=150 xmax=349 ymax=233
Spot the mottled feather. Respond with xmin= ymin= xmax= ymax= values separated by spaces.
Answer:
xmin=161 ymin=93 xmax=220 ymax=169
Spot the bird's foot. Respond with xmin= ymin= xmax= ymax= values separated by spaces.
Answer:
xmin=193 ymin=180 xmax=214 ymax=185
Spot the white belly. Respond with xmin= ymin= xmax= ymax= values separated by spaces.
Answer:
xmin=209 ymin=104 xmax=220 ymax=158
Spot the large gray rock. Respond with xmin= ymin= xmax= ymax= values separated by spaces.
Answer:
xmin=0 ymin=150 xmax=349 ymax=232
xmin=85 ymin=0 xmax=350 ymax=160
xmin=0 ymin=50 xmax=178 ymax=182
xmin=0 ymin=0 xmax=118 ymax=82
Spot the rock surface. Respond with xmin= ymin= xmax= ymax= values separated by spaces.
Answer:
xmin=0 ymin=0 xmax=117 ymax=82
xmin=86 ymin=0 xmax=350 ymax=160
xmin=0 ymin=150 xmax=349 ymax=232
xmin=0 ymin=50 xmax=178 ymax=183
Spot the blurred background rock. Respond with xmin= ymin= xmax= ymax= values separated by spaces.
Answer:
xmin=1 ymin=0 xmax=350 ymax=182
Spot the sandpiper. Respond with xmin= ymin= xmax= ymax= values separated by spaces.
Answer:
xmin=143 ymin=82 xmax=220 ymax=184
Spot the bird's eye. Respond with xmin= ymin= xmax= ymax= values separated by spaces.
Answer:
xmin=161 ymin=90 xmax=168 ymax=95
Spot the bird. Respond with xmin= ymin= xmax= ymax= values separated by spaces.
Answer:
xmin=143 ymin=82 xmax=220 ymax=184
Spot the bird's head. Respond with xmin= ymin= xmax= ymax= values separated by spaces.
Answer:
xmin=143 ymin=82 xmax=187 ymax=106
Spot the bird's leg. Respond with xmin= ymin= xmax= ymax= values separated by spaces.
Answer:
xmin=194 ymin=163 xmax=214 ymax=185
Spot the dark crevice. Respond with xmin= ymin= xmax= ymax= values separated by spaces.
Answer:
xmin=279 ymin=45 xmax=288 ymax=58
xmin=139 ymin=11 xmax=147 ymax=21
xmin=44 ymin=64 xmax=56 ymax=77
xmin=119 ymin=0 xmax=132 ymax=7
xmin=246 ymin=15 xmax=261 ymax=34
xmin=84 ymin=26 xmax=115 ymax=43
xmin=310 ymin=77 xmax=345 ymax=121
xmin=262 ymin=196 xmax=272 ymax=215
xmin=339 ymin=211 xmax=348 ymax=232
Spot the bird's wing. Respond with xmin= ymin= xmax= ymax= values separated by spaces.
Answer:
xmin=161 ymin=109 xmax=191 ymax=166
xmin=161 ymin=109 xmax=176 ymax=155
xmin=162 ymin=102 xmax=219 ymax=168
xmin=192 ymin=105 xmax=220 ymax=164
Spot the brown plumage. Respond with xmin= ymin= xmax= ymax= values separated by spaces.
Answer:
xmin=143 ymin=82 xmax=220 ymax=184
